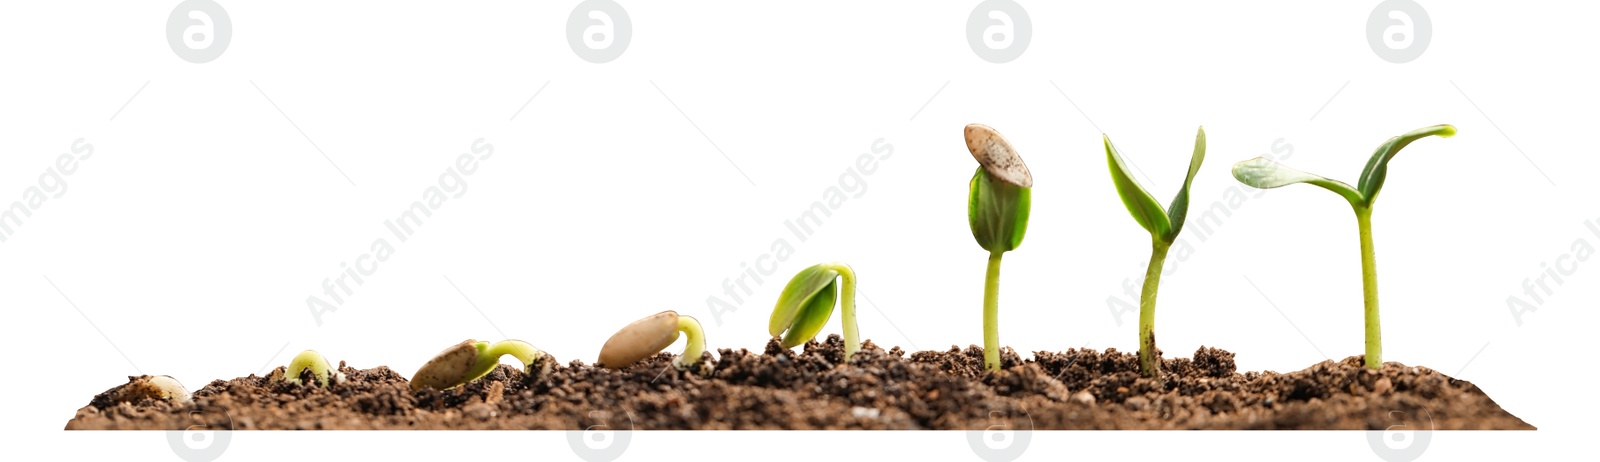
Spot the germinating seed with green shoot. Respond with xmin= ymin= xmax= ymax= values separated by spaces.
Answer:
xmin=281 ymin=350 xmax=343 ymax=386
xmin=1105 ymin=127 xmax=1207 ymax=377
xmin=1231 ymin=124 xmax=1456 ymax=370
xmin=770 ymin=262 xmax=861 ymax=361
xmin=410 ymin=339 xmax=553 ymax=390
xmin=964 ymin=124 xmax=1032 ymax=371
xmin=598 ymin=310 xmax=710 ymax=372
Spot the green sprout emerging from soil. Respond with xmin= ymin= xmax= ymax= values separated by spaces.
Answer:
xmin=598 ymin=310 xmax=710 ymax=372
xmin=964 ymin=124 xmax=1032 ymax=371
xmin=770 ymin=262 xmax=860 ymax=360
xmin=1230 ymin=124 xmax=1456 ymax=370
xmin=410 ymin=339 xmax=553 ymax=390
xmin=283 ymin=350 xmax=343 ymax=386
xmin=1105 ymin=127 xmax=1207 ymax=377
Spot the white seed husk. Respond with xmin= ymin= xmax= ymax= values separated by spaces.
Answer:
xmin=598 ymin=310 xmax=681 ymax=369
xmin=965 ymin=124 xmax=1033 ymax=188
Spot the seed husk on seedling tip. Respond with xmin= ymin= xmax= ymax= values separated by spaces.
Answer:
xmin=280 ymin=350 xmax=343 ymax=387
xmin=965 ymin=124 xmax=1032 ymax=371
xmin=1105 ymin=127 xmax=1207 ymax=377
xmin=410 ymin=339 xmax=553 ymax=390
xmin=1230 ymin=124 xmax=1456 ymax=370
xmin=597 ymin=310 xmax=710 ymax=372
xmin=770 ymin=262 xmax=861 ymax=361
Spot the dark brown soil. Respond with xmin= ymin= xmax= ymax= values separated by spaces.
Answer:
xmin=65 ymin=336 xmax=1532 ymax=430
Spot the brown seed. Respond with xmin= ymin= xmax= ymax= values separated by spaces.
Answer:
xmin=598 ymin=310 xmax=681 ymax=369
xmin=113 ymin=375 xmax=191 ymax=405
xmin=411 ymin=339 xmax=481 ymax=391
xmin=964 ymin=124 xmax=1033 ymax=188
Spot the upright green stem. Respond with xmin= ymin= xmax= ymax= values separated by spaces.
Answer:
xmin=983 ymin=251 xmax=1004 ymax=371
xmin=1356 ymin=207 xmax=1382 ymax=369
xmin=1139 ymin=240 xmax=1171 ymax=377
xmin=674 ymin=316 xmax=707 ymax=370
xmin=829 ymin=263 xmax=861 ymax=361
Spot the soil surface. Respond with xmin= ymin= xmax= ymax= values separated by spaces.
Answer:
xmin=65 ymin=336 xmax=1532 ymax=430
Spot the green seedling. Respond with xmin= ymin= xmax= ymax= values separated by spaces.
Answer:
xmin=282 ymin=350 xmax=343 ymax=386
xmin=1105 ymin=127 xmax=1208 ymax=377
xmin=598 ymin=310 xmax=710 ymax=372
xmin=410 ymin=339 xmax=553 ymax=390
xmin=1230 ymin=124 xmax=1456 ymax=370
xmin=770 ymin=262 xmax=860 ymax=360
xmin=964 ymin=124 xmax=1032 ymax=371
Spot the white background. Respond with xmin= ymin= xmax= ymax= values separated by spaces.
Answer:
xmin=2 ymin=1 xmax=1593 ymax=461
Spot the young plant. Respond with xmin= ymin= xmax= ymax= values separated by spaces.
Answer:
xmin=1230 ymin=124 xmax=1456 ymax=370
xmin=281 ymin=350 xmax=343 ymax=386
xmin=964 ymin=124 xmax=1031 ymax=371
xmin=769 ymin=262 xmax=860 ymax=360
xmin=597 ymin=310 xmax=710 ymax=372
xmin=1104 ymin=127 xmax=1207 ymax=377
xmin=410 ymin=339 xmax=553 ymax=390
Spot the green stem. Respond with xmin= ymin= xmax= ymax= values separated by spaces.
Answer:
xmin=468 ymin=340 xmax=543 ymax=382
xmin=673 ymin=315 xmax=708 ymax=370
xmin=983 ymin=251 xmax=1004 ymax=371
xmin=1139 ymin=240 xmax=1171 ymax=377
xmin=1356 ymin=207 xmax=1382 ymax=369
xmin=821 ymin=263 xmax=862 ymax=362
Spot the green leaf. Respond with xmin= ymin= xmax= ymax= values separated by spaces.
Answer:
xmin=1356 ymin=124 xmax=1456 ymax=206
xmin=770 ymin=264 xmax=841 ymax=347
xmin=1104 ymin=135 xmax=1172 ymax=238
xmin=1163 ymin=127 xmax=1207 ymax=241
xmin=1231 ymin=157 xmax=1365 ymax=207
xmin=968 ymin=168 xmax=1031 ymax=253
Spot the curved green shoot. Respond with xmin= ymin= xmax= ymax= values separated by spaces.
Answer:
xmin=770 ymin=262 xmax=860 ymax=361
xmin=411 ymin=339 xmax=550 ymax=391
xmin=284 ymin=349 xmax=341 ymax=387
xmin=1105 ymin=127 xmax=1207 ymax=377
xmin=964 ymin=123 xmax=1032 ymax=371
xmin=598 ymin=310 xmax=710 ymax=372
xmin=1230 ymin=124 xmax=1455 ymax=369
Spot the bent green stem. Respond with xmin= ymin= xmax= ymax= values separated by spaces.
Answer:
xmin=983 ymin=251 xmax=1003 ymax=371
xmin=467 ymin=340 xmax=543 ymax=383
xmin=673 ymin=315 xmax=708 ymax=370
xmin=1139 ymin=240 xmax=1172 ymax=377
xmin=826 ymin=262 xmax=862 ymax=361
xmin=1356 ymin=207 xmax=1382 ymax=369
